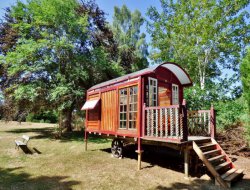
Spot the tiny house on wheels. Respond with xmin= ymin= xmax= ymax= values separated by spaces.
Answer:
xmin=82 ymin=62 xmax=244 ymax=188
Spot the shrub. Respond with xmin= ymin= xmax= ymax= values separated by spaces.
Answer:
xmin=214 ymin=97 xmax=248 ymax=130
xmin=26 ymin=111 xmax=58 ymax=123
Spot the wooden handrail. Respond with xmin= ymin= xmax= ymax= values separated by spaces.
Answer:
xmin=144 ymin=105 xmax=179 ymax=110
xmin=187 ymin=105 xmax=216 ymax=138
xmin=210 ymin=105 xmax=216 ymax=138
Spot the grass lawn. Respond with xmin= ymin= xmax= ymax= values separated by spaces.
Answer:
xmin=0 ymin=121 xmax=249 ymax=190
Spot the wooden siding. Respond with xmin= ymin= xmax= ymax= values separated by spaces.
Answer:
xmin=101 ymin=90 xmax=117 ymax=132
xmin=87 ymin=93 xmax=100 ymax=130
xmin=145 ymin=67 xmax=184 ymax=105
xmin=158 ymin=84 xmax=171 ymax=107
xmin=88 ymin=93 xmax=99 ymax=100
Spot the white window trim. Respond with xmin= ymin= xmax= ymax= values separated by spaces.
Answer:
xmin=148 ymin=77 xmax=158 ymax=107
xmin=172 ymin=84 xmax=179 ymax=105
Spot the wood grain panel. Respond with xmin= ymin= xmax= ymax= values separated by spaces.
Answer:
xmin=101 ymin=90 xmax=117 ymax=132
xmin=158 ymin=86 xmax=171 ymax=107
xmin=87 ymin=93 xmax=100 ymax=130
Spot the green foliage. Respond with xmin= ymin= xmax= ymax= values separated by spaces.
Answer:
xmin=112 ymin=5 xmax=149 ymax=73
xmin=26 ymin=110 xmax=58 ymax=123
xmin=0 ymin=0 xmax=122 ymax=130
xmin=241 ymin=48 xmax=250 ymax=112
xmin=185 ymin=82 xmax=248 ymax=134
xmin=185 ymin=85 xmax=248 ymax=133
xmin=147 ymin=0 xmax=250 ymax=89
xmin=184 ymin=79 xmax=242 ymax=110
xmin=214 ymin=97 xmax=248 ymax=130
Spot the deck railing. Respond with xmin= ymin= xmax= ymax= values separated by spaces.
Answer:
xmin=142 ymin=104 xmax=187 ymax=142
xmin=187 ymin=106 xmax=216 ymax=138
xmin=142 ymin=101 xmax=216 ymax=142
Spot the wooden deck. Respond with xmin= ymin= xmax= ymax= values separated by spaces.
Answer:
xmin=142 ymin=104 xmax=216 ymax=143
xmin=188 ymin=136 xmax=211 ymax=142
xmin=142 ymin=136 xmax=210 ymax=143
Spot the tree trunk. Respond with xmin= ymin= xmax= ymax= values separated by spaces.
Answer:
xmin=200 ymin=75 xmax=205 ymax=90
xmin=61 ymin=107 xmax=73 ymax=132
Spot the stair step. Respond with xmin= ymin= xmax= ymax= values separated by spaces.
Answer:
xmin=195 ymin=139 xmax=212 ymax=145
xmin=203 ymin=149 xmax=220 ymax=156
xmin=199 ymin=143 xmax=216 ymax=149
xmin=208 ymin=154 xmax=225 ymax=163
xmin=215 ymin=161 xmax=231 ymax=171
xmin=224 ymin=169 xmax=244 ymax=182
xmin=193 ymin=139 xmax=243 ymax=188
xmin=221 ymin=168 xmax=237 ymax=179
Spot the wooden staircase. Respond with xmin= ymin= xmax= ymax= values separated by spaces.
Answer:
xmin=193 ymin=138 xmax=244 ymax=188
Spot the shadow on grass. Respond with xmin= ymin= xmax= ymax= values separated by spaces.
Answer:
xmin=8 ymin=127 xmax=109 ymax=144
xmin=0 ymin=167 xmax=80 ymax=190
xmin=59 ymin=132 xmax=110 ymax=144
xmin=33 ymin=147 xmax=42 ymax=154
xmin=154 ymin=177 xmax=250 ymax=190
xmin=154 ymin=179 xmax=211 ymax=190
xmin=7 ymin=127 xmax=54 ymax=140
xmin=101 ymin=144 xmax=186 ymax=173
xmin=18 ymin=146 xmax=33 ymax=154
xmin=101 ymin=144 xmax=250 ymax=189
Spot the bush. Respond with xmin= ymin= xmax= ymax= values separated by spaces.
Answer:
xmin=214 ymin=97 xmax=248 ymax=130
xmin=241 ymin=48 xmax=250 ymax=113
xmin=26 ymin=111 xmax=58 ymax=123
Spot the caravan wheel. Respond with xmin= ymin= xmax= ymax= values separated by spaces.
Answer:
xmin=111 ymin=139 xmax=123 ymax=158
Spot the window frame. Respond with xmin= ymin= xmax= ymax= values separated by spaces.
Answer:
xmin=118 ymin=85 xmax=138 ymax=130
xmin=172 ymin=84 xmax=179 ymax=105
xmin=148 ymin=77 xmax=158 ymax=107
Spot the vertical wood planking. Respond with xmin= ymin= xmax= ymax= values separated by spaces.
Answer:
xmin=101 ymin=90 xmax=117 ymax=132
xmin=87 ymin=93 xmax=100 ymax=130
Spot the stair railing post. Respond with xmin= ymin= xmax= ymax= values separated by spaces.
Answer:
xmin=210 ymin=105 xmax=216 ymax=138
xmin=142 ymin=103 xmax=146 ymax=137
xmin=182 ymin=99 xmax=188 ymax=141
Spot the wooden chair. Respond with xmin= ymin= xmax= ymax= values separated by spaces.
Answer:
xmin=15 ymin=135 xmax=30 ymax=150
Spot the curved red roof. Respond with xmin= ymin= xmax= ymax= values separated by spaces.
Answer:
xmin=88 ymin=62 xmax=192 ymax=91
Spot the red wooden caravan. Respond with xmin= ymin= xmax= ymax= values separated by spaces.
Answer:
xmin=82 ymin=62 xmax=243 ymax=188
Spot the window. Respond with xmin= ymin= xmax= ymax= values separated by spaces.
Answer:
xmin=148 ymin=77 xmax=158 ymax=107
xmin=172 ymin=84 xmax=179 ymax=105
xmin=129 ymin=86 xmax=138 ymax=129
xmin=119 ymin=86 xmax=138 ymax=129
xmin=119 ymin=88 xmax=127 ymax=129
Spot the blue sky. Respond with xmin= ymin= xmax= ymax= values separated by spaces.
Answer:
xmin=0 ymin=0 xmax=162 ymax=21
xmin=0 ymin=0 xmax=161 ymax=45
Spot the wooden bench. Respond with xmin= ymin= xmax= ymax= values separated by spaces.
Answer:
xmin=15 ymin=135 xmax=30 ymax=150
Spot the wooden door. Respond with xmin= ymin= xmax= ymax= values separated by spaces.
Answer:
xmin=158 ymin=82 xmax=171 ymax=107
xmin=101 ymin=90 xmax=117 ymax=132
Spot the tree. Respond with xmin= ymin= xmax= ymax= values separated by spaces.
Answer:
xmin=147 ymin=0 xmax=250 ymax=89
xmin=0 ymin=0 xmax=122 ymax=131
xmin=112 ymin=5 xmax=149 ymax=73
xmin=241 ymin=48 xmax=250 ymax=112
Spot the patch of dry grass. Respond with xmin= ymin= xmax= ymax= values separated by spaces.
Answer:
xmin=0 ymin=121 xmax=249 ymax=190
